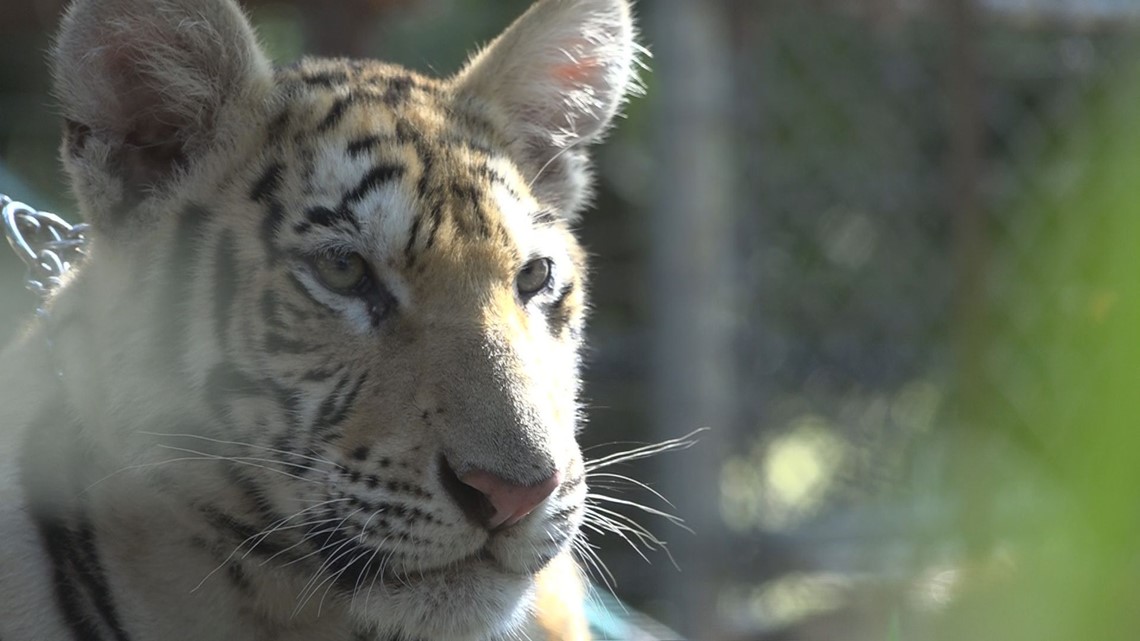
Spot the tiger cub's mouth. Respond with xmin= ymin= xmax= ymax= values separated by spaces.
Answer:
xmin=382 ymin=549 xmax=510 ymax=585
xmin=306 ymin=479 xmax=583 ymax=599
xmin=309 ymin=530 xmax=555 ymax=603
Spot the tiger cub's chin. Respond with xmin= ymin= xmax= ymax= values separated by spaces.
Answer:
xmin=341 ymin=552 xmax=587 ymax=641
xmin=349 ymin=557 xmax=536 ymax=640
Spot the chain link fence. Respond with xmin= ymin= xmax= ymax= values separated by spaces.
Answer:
xmin=585 ymin=1 xmax=1140 ymax=639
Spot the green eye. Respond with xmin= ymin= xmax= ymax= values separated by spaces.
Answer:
xmin=312 ymin=252 xmax=369 ymax=294
xmin=516 ymin=258 xmax=553 ymax=299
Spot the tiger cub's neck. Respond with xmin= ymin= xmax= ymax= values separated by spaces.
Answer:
xmin=8 ymin=325 xmax=371 ymax=641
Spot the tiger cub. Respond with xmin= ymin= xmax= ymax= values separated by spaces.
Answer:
xmin=0 ymin=0 xmax=639 ymax=639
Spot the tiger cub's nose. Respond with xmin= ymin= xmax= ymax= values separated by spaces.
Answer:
xmin=459 ymin=469 xmax=560 ymax=530
xmin=439 ymin=456 xmax=560 ymax=530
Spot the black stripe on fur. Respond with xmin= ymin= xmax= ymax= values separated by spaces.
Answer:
xmin=71 ymin=519 xmax=133 ymax=641
xmin=20 ymin=408 xmax=133 ymax=641
xmin=252 ymin=162 xmax=287 ymax=261
xmin=313 ymin=372 xmax=367 ymax=442
xmin=545 ymin=281 xmax=576 ymax=334
xmin=159 ymin=204 xmax=212 ymax=371
xmin=213 ymin=231 xmax=239 ymax=350
xmin=340 ymin=164 xmax=406 ymax=209
xmin=37 ymin=517 xmax=109 ymax=641
xmin=296 ymin=205 xmax=360 ymax=234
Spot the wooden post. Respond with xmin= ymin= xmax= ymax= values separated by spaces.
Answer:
xmin=947 ymin=0 xmax=992 ymax=556
xmin=648 ymin=1 xmax=736 ymax=637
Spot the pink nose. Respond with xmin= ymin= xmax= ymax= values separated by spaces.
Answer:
xmin=459 ymin=469 xmax=561 ymax=530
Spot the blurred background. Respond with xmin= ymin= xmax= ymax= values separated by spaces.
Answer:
xmin=4 ymin=1 xmax=1140 ymax=640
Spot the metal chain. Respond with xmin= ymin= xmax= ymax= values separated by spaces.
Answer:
xmin=2 ymin=193 xmax=89 ymax=382
xmin=2 ymin=193 xmax=89 ymax=299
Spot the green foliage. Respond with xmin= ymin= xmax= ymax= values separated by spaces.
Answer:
xmin=935 ymin=55 xmax=1140 ymax=641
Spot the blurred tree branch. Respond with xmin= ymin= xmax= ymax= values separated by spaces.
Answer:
xmin=292 ymin=0 xmax=420 ymax=58
xmin=0 ymin=0 xmax=420 ymax=58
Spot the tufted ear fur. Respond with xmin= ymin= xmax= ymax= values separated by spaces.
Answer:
xmin=52 ymin=0 xmax=273 ymax=230
xmin=453 ymin=0 xmax=641 ymax=218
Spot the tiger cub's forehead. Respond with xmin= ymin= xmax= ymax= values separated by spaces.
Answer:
xmin=269 ymin=58 xmax=561 ymax=284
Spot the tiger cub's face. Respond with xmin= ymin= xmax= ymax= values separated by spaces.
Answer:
xmin=51 ymin=0 xmax=638 ymax=638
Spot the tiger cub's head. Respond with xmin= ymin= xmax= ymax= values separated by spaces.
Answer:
xmin=50 ymin=0 xmax=638 ymax=638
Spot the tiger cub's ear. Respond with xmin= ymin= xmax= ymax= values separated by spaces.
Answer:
xmin=452 ymin=0 xmax=641 ymax=219
xmin=52 ymin=0 xmax=273 ymax=230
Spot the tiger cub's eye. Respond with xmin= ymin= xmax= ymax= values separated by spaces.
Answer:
xmin=516 ymin=258 xmax=553 ymax=300
xmin=312 ymin=253 xmax=369 ymax=294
